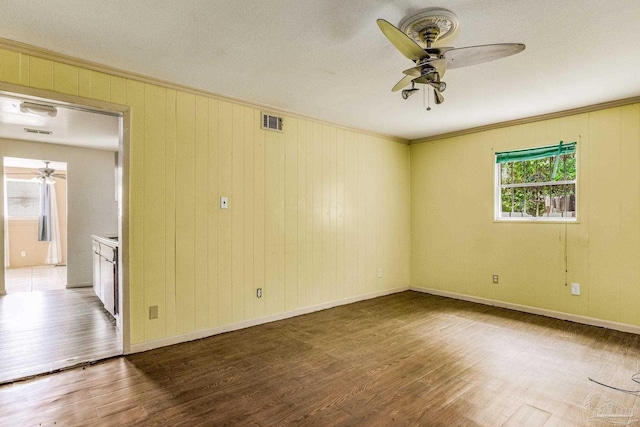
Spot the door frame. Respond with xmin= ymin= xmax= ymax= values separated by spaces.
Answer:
xmin=0 ymin=81 xmax=131 ymax=354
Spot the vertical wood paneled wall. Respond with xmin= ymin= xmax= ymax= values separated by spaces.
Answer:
xmin=0 ymin=48 xmax=411 ymax=345
xmin=410 ymin=104 xmax=640 ymax=327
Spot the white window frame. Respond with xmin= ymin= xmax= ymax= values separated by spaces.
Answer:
xmin=5 ymin=178 xmax=41 ymax=219
xmin=494 ymin=145 xmax=578 ymax=223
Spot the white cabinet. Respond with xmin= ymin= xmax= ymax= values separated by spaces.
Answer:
xmin=91 ymin=235 xmax=119 ymax=318
xmin=92 ymin=240 xmax=101 ymax=298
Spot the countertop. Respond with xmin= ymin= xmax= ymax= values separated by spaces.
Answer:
xmin=91 ymin=235 xmax=119 ymax=248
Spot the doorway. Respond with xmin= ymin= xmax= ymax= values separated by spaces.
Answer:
xmin=3 ymin=157 xmax=67 ymax=293
xmin=0 ymin=89 xmax=127 ymax=384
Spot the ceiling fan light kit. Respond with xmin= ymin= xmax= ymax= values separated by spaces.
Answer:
xmin=378 ymin=8 xmax=525 ymax=109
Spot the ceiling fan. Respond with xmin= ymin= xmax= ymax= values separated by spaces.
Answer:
xmin=7 ymin=161 xmax=67 ymax=181
xmin=377 ymin=8 xmax=525 ymax=106
xmin=35 ymin=162 xmax=66 ymax=180
xmin=6 ymin=162 xmax=66 ymax=183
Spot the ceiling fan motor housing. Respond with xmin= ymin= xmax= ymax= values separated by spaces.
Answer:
xmin=399 ymin=8 xmax=459 ymax=47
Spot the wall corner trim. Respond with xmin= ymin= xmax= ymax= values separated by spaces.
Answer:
xmin=129 ymin=286 xmax=410 ymax=354
xmin=410 ymin=286 xmax=640 ymax=335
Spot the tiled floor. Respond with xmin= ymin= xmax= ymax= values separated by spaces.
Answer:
xmin=4 ymin=265 xmax=67 ymax=293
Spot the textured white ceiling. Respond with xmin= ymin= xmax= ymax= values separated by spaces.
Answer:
xmin=0 ymin=95 xmax=120 ymax=150
xmin=0 ymin=0 xmax=639 ymax=140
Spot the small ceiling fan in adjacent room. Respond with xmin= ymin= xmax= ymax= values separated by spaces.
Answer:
xmin=377 ymin=8 xmax=525 ymax=107
xmin=9 ymin=161 xmax=67 ymax=183
xmin=33 ymin=162 xmax=66 ymax=182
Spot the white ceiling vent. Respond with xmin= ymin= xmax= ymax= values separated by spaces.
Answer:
xmin=261 ymin=111 xmax=284 ymax=132
xmin=24 ymin=128 xmax=53 ymax=135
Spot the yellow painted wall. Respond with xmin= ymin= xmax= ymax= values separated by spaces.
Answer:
xmin=410 ymin=104 xmax=640 ymax=326
xmin=0 ymin=48 xmax=411 ymax=344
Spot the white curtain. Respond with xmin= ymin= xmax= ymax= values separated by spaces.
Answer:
xmin=38 ymin=180 xmax=51 ymax=241
xmin=37 ymin=179 xmax=62 ymax=264
xmin=3 ymin=178 xmax=8 ymax=268
xmin=44 ymin=180 xmax=62 ymax=265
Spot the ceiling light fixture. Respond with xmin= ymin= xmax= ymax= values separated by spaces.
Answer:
xmin=401 ymin=83 xmax=420 ymax=99
xmin=428 ymin=81 xmax=446 ymax=93
xmin=20 ymin=102 xmax=57 ymax=118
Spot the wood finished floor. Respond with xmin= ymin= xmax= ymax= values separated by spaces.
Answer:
xmin=0 ymin=288 xmax=120 ymax=385
xmin=1 ymin=291 xmax=639 ymax=426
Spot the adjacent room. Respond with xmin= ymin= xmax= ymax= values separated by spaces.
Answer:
xmin=0 ymin=98 xmax=123 ymax=384
xmin=0 ymin=1 xmax=639 ymax=425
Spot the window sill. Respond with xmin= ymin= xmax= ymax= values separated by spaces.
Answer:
xmin=494 ymin=218 xmax=579 ymax=224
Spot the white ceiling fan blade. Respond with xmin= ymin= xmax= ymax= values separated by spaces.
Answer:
xmin=392 ymin=74 xmax=415 ymax=92
xmin=377 ymin=19 xmax=428 ymax=62
xmin=442 ymin=43 xmax=525 ymax=69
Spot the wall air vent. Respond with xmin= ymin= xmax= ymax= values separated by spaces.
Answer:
xmin=261 ymin=111 xmax=284 ymax=132
xmin=24 ymin=128 xmax=53 ymax=135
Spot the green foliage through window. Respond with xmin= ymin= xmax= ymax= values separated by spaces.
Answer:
xmin=496 ymin=142 xmax=577 ymax=220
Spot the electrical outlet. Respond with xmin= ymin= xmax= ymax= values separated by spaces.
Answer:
xmin=256 ymin=288 xmax=262 ymax=298
xmin=492 ymin=274 xmax=499 ymax=284
xmin=149 ymin=305 xmax=159 ymax=319
xmin=571 ymin=283 xmax=580 ymax=296
xmin=21 ymin=251 xmax=26 ymax=257
xmin=377 ymin=268 xmax=383 ymax=278
xmin=220 ymin=196 xmax=228 ymax=209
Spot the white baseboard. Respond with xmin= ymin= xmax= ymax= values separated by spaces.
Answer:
xmin=410 ymin=286 xmax=640 ymax=335
xmin=66 ymin=282 xmax=92 ymax=289
xmin=129 ymin=286 xmax=409 ymax=354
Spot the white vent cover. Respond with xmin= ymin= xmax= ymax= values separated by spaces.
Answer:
xmin=24 ymin=128 xmax=53 ymax=135
xmin=261 ymin=111 xmax=284 ymax=132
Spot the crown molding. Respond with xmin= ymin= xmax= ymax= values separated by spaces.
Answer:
xmin=0 ymin=37 xmax=408 ymax=145
xmin=8 ymin=36 xmax=634 ymax=147
xmin=410 ymin=96 xmax=640 ymax=145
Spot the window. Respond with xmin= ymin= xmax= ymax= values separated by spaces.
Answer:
xmin=495 ymin=141 xmax=577 ymax=221
xmin=6 ymin=179 xmax=41 ymax=217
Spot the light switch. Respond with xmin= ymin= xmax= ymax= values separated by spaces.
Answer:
xmin=220 ymin=196 xmax=228 ymax=209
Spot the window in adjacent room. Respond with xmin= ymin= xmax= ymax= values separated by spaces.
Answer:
xmin=495 ymin=141 xmax=577 ymax=221
xmin=5 ymin=179 xmax=41 ymax=218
